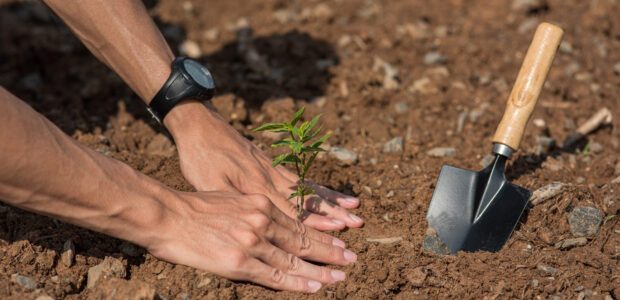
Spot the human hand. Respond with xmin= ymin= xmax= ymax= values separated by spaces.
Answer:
xmin=164 ymin=101 xmax=363 ymax=231
xmin=148 ymin=190 xmax=357 ymax=292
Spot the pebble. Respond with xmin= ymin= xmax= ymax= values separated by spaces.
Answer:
xmin=560 ymin=41 xmax=574 ymax=54
xmin=406 ymin=267 xmax=427 ymax=287
xmin=362 ymin=186 xmax=372 ymax=196
xmin=518 ymin=17 xmax=538 ymax=34
xmin=409 ymin=77 xmax=438 ymax=94
xmin=533 ymin=118 xmax=546 ymax=128
xmin=422 ymin=235 xmax=449 ymax=257
xmin=537 ymin=265 xmax=558 ymax=276
xmin=383 ymin=137 xmax=403 ymax=153
xmin=394 ymin=101 xmax=409 ymax=114
xmin=575 ymin=177 xmax=585 ymax=184
xmin=373 ymin=57 xmax=399 ymax=90
xmin=532 ymin=279 xmax=539 ymax=288
xmin=589 ymin=142 xmax=603 ymax=153
xmin=615 ymin=161 xmax=620 ymax=176
xmin=11 ymin=274 xmax=37 ymax=291
xmin=366 ymin=237 xmax=403 ymax=244
xmin=329 ymin=147 xmax=358 ymax=164
xmin=480 ymin=154 xmax=495 ymax=168
xmin=61 ymin=240 xmax=75 ymax=267
xmin=511 ymin=0 xmax=543 ymax=11
xmin=202 ymin=28 xmax=220 ymax=42
xmin=196 ymin=276 xmax=212 ymax=289
xmin=179 ymin=40 xmax=202 ymax=59
xmin=36 ymin=296 xmax=55 ymax=300
xmin=530 ymin=183 xmax=564 ymax=206
xmin=534 ymin=136 xmax=555 ymax=155
xmin=87 ymin=257 xmax=126 ymax=288
xmin=614 ymin=62 xmax=620 ymax=75
xmin=427 ymin=147 xmax=456 ymax=157
xmin=567 ymin=207 xmax=603 ymax=237
xmin=423 ymin=52 xmax=446 ymax=65
xmin=555 ymin=237 xmax=588 ymax=249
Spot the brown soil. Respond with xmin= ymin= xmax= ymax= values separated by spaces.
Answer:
xmin=1 ymin=0 xmax=619 ymax=299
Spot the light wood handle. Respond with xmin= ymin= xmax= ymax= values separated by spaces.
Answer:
xmin=492 ymin=23 xmax=563 ymax=150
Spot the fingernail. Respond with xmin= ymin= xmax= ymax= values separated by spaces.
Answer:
xmin=332 ymin=238 xmax=346 ymax=248
xmin=343 ymin=196 xmax=358 ymax=204
xmin=349 ymin=213 xmax=363 ymax=223
xmin=308 ymin=280 xmax=322 ymax=292
xmin=331 ymin=218 xmax=346 ymax=226
xmin=331 ymin=270 xmax=346 ymax=281
xmin=343 ymin=249 xmax=357 ymax=263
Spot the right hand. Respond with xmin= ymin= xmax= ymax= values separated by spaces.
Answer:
xmin=147 ymin=191 xmax=358 ymax=293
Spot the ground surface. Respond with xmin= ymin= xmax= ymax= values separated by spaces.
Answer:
xmin=0 ymin=0 xmax=619 ymax=299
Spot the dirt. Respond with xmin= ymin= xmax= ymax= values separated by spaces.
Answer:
xmin=1 ymin=0 xmax=619 ymax=299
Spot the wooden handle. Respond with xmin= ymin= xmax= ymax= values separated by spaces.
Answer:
xmin=492 ymin=23 xmax=563 ymax=150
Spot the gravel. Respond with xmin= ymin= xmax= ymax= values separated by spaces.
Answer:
xmin=87 ymin=257 xmax=126 ymax=288
xmin=614 ymin=62 xmax=620 ymax=74
xmin=423 ymin=52 xmax=446 ymax=65
xmin=394 ymin=101 xmax=409 ymax=114
xmin=61 ymin=239 xmax=75 ymax=267
xmin=366 ymin=237 xmax=403 ymax=244
xmin=179 ymin=40 xmax=202 ymax=58
xmin=383 ymin=137 xmax=403 ymax=153
xmin=406 ymin=267 xmax=428 ymax=287
xmin=534 ymin=136 xmax=556 ymax=155
xmin=530 ymin=183 xmax=564 ymax=206
xmin=423 ymin=235 xmax=449 ymax=257
xmin=537 ymin=265 xmax=558 ymax=276
xmin=555 ymin=237 xmax=588 ymax=249
xmin=329 ymin=147 xmax=358 ymax=164
xmin=567 ymin=207 xmax=603 ymax=237
xmin=427 ymin=147 xmax=456 ymax=157
xmin=11 ymin=274 xmax=37 ymax=291
xmin=589 ymin=142 xmax=603 ymax=153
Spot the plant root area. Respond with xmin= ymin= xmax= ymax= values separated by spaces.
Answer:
xmin=0 ymin=0 xmax=618 ymax=299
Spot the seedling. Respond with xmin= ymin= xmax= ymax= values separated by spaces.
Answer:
xmin=577 ymin=141 xmax=592 ymax=157
xmin=253 ymin=107 xmax=331 ymax=221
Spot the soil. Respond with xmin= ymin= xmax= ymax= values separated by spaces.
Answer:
xmin=1 ymin=0 xmax=619 ymax=299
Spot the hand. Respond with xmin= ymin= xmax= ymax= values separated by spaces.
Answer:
xmin=148 ymin=190 xmax=357 ymax=292
xmin=164 ymin=101 xmax=364 ymax=231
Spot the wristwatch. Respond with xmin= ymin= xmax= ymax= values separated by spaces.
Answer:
xmin=147 ymin=56 xmax=216 ymax=123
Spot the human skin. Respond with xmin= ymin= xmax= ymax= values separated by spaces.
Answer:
xmin=0 ymin=0 xmax=365 ymax=293
xmin=42 ymin=0 xmax=363 ymax=231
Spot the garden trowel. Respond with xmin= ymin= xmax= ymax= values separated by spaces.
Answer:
xmin=426 ymin=23 xmax=563 ymax=254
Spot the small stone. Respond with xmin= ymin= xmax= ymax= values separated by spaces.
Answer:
xmin=406 ymin=267 xmax=427 ymax=287
xmin=480 ymin=154 xmax=495 ymax=168
xmin=556 ymin=237 xmax=588 ymax=249
xmin=568 ymin=207 xmax=603 ymax=237
xmin=575 ymin=177 xmax=585 ymax=184
xmin=589 ymin=142 xmax=603 ymax=153
xmin=146 ymin=134 xmax=175 ymax=157
xmin=614 ymin=62 xmax=620 ymax=75
xmin=423 ymin=52 xmax=445 ymax=65
xmin=394 ymin=101 xmax=409 ymax=114
xmin=383 ymin=137 xmax=403 ymax=153
xmin=196 ymin=275 xmax=212 ymax=289
xmin=329 ymin=147 xmax=358 ymax=164
xmin=402 ymin=21 xmax=430 ymax=40
xmin=542 ymin=157 xmax=564 ymax=171
xmin=427 ymin=147 xmax=456 ymax=158
xmin=87 ymin=257 xmax=126 ymax=288
xmin=11 ymin=274 xmax=37 ymax=291
xmin=180 ymin=293 xmax=191 ymax=300
xmin=533 ymin=118 xmax=546 ymax=128
xmin=310 ymin=96 xmax=327 ymax=108
xmin=425 ymin=227 xmax=437 ymax=237
xmin=373 ymin=56 xmax=399 ymax=90
xmin=36 ymin=296 xmax=55 ymax=300
xmin=532 ymin=279 xmax=539 ymax=288
xmin=272 ymin=9 xmax=297 ymax=24
xmin=614 ymin=161 xmax=620 ymax=176
xmin=61 ymin=240 xmax=75 ymax=267
xmin=511 ymin=0 xmax=543 ymax=11
xmin=366 ymin=237 xmax=403 ymax=244
xmin=362 ymin=186 xmax=372 ymax=196
xmin=179 ymin=40 xmax=202 ymax=59
xmin=534 ymin=136 xmax=555 ymax=155
xmin=559 ymin=41 xmax=574 ymax=54
xmin=518 ymin=17 xmax=539 ymax=33
xmin=530 ymin=183 xmax=563 ymax=206
xmin=338 ymin=35 xmax=352 ymax=48
xmin=202 ymin=28 xmax=220 ymax=42
xmin=386 ymin=190 xmax=395 ymax=198
xmin=409 ymin=77 xmax=438 ymax=94
xmin=20 ymin=73 xmax=42 ymax=89
xmin=537 ymin=265 xmax=558 ymax=276
xmin=423 ymin=235 xmax=449 ymax=257
xmin=50 ymin=275 xmax=59 ymax=283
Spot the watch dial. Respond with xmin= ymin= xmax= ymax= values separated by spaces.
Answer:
xmin=184 ymin=59 xmax=215 ymax=89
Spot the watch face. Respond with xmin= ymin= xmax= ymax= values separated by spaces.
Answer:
xmin=183 ymin=59 xmax=215 ymax=89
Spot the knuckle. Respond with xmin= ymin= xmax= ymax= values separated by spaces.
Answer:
xmin=250 ymin=194 xmax=272 ymax=211
xmin=286 ymin=254 xmax=301 ymax=272
xmin=236 ymin=229 xmax=262 ymax=248
xmin=297 ymin=233 xmax=312 ymax=254
xmin=270 ymin=268 xmax=285 ymax=285
xmin=250 ymin=213 xmax=272 ymax=232
xmin=227 ymin=250 xmax=248 ymax=270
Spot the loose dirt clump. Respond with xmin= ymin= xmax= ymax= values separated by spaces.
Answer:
xmin=0 ymin=0 xmax=618 ymax=299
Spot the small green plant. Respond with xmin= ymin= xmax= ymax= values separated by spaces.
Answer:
xmin=603 ymin=214 xmax=616 ymax=225
xmin=253 ymin=107 xmax=331 ymax=221
xmin=577 ymin=141 xmax=592 ymax=157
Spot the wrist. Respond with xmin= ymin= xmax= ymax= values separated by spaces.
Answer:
xmin=162 ymin=99 xmax=221 ymax=139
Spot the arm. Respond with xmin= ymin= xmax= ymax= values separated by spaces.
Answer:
xmin=42 ymin=0 xmax=363 ymax=230
xmin=0 ymin=87 xmax=354 ymax=292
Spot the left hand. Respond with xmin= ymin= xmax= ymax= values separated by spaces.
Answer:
xmin=164 ymin=101 xmax=364 ymax=231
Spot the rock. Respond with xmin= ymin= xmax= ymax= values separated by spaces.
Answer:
xmin=589 ymin=142 xmax=603 ymax=153
xmin=559 ymin=41 xmax=574 ymax=54
xmin=423 ymin=235 xmax=449 ymax=257
xmin=530 ymin=183 xmax=564 ymax=206
xmin=615 ymin=161 xmax=620 ymax=176
xmin=366 ymin=237 xmax=403 ymax=244
xmin=61 ymin=239 xmax=75 ymax=267
xmin=612 ymin=176 xmax=620 ymax=184
xmin=409 ymin=77 xmax=438 ymax=94
xmin=146 ymin=134 xmax=175 ymax=158
xmin=202 ymin=28 xmax=219 ymax=42
xmin=423 ymin=52 xmax=445 ymax=65
xmin=196 ymin=275 xmax=212 ymax=289
xmin=542 ymin=157 xmax=563 ymax=171
xmin=537 ymin=265 xmax=558 ymax=276
xmin=338 ymin=35 xmax=352 ymax=48
xmin=614 ymin=62 xmax=620 ymax=75
xmin=402 ymin=21 xmax=430 ymax=40
xmin=373 ymin=56 xmax=399 ymax=90
xmin=89 ymin=277 xmax=156 ymax=300
xmin=533 ymin=118 xmax=546 ymax=128
xmin=362 ymin=186 xmax=372 ymax=196
xmin=329 ymin=147 xmax=358 ymax=164
xmin=575 ymin=176 xmax=585 ymax=184
xmin=36 ymin=296 xmax=55 ymax=300
xmin=406 ymin=267 xmax=427 ymax=287
xmin=87 ymin=257 xmax=127 ymax=289
xmin=518 ymin=17 xmax=539 ymax=34
xmin=568 ymin=207 xmax=603 ymax=237
xmin=480 ymin=154 xmax=495 ymax=168
xmin=427 ymin=147 xmax=456 ymax=158
xmin=383 ymin=137 xmax=403 ymax=153
xmin=272 ymin=9 xmax=297 ymax=24
xmin=512 ymin=0 xmax=544 ymax=12
xmin=11 ymin=274 xmax=37 ymax=291
xmin=534 ymin=136 xmax=555 ymax=155
xmin=556 ymin=237 xmax=588 ymax=249
xmin=179 ymin=40 xmax=202 ymax=59
xmin=394 ymin=101 xmax=408 ymax=114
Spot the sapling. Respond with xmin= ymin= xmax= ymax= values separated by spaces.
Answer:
xmin=253 ymin=107 xmax=331 ymax=221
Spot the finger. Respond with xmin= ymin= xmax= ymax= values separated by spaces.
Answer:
xmin=267 ymin=199 xmax=347 ymax=248
xmin=308 ymin=182 xmax=360 ymax=209
xmin=255 ymin=242 xmax=346 ymax=284
xmin=268 ymin=189 xmax=348 ymax=231
xmin=304 ymin=194 xmax=364 ymax=228
xmin=245 ymin=258 xmax=323 ymax=293
xmin=265 ymin=218 xmax=357 ymax=266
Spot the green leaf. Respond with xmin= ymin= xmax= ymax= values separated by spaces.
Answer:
xmin=271 ymin=138 xmax=294 ymax=147
xmin=302 ymin=146 xmax=327 ymax=153
xmin=292 ymin=126 xmax=301 ymax=139
xmin=305 ymin=114 xmax=322 ymax=135
xmin=311 ymin=133 xmax=332 ymax=148
xmin=303 ymin=152 xmax=318 ymax=173
xmin=604 ymin=215 xmax=616 ymax=225
xmin=291 ymin=107 xmax=305 ymax=126
xmin=287 ymin=192 xmax=299 ymax=200
xmin=302 ymin=189 xmax=315 ymax=196
xmin=302 ymin=125 xmax=323 ymax=142
xmin=253 ymin=123 xmax=285 ymax=132
xmin=271 ymin=153 xmax=298 ymax=167
xmin=299 ymin=121 xmax=310 ymax=137
xmin=291 ymin=140 xmax=303 ymax=153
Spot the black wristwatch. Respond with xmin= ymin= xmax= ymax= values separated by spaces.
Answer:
xmin=147 ymin=56 xmax=215 ymax=123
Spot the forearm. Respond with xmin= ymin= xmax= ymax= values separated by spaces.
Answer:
xmin=0 ymin=87 xmax=172 ymax=248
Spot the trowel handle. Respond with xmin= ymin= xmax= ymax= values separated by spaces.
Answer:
xmin=492 ymin=22 xmax=563 ymax=151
